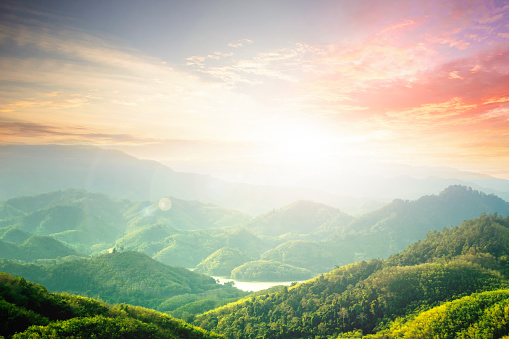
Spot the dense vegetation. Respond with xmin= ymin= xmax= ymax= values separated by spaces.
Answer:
xmin=0 ymin=251 xmax=248 ymax=319
xmin=242 ymin=200 xmax=353 ymax=237
xmin=193 ymin=214 xmax=509 ymax=338
xmin=2 ymin=185 xmax=506 ymax=282
xmin=0 ymin=189 xmax=250 ymax=255
xmin=363 ymin=289 xmax=509 ymax=339
xmin=230 ymin=260 xmax=312 ymax=281
xmin=195 ymin=247 xmax=253 ymax=276
xmin=0 ymin=272 xmax=223 ymax=338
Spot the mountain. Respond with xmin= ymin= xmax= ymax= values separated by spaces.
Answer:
xmin=0 ymin=145 xmax=370 ymax=215
xmin=0 ymin=189 xmax=252 ymax=256
xmin=369 ymin=289 xmax=509 ymax=338
xmin=194 ymin=247 xmax=253 ymax=277
xmin=0 ymin=251 xmax=247 ymax=317
xmin=0 ymin=235 xmax=79 ymax=261
xmin=0 ymin=272 xmax=223 ymax=338
xmin=261 ymin=185 xmax=509 ymax=273
xmin=230 ymin=260 xmax=313 ymax=281
xmin=193 ymin=214 xmax=509 ymax=338
xmin=242 ymin=200 xmax=353 ymax=237
xmin=152 ymin=227 xmax=268 ymax=269
xmin=4 ymin=144 xmax=509 ymax=216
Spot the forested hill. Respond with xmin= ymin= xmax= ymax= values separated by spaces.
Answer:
xmin=0 ymin=272 xmax=223 ymax=339
xmin=0 ymin=251 xmax=247 ymax=318
xmin=241 ymin=200 xmax=353 ymax=236
xmin=259 ymin=185 xmax=509 ymax=274
xmin=346 ymin=185 xmax=509 ymax=238
xmin=0 ymin=189 xmax=251 ymax=256
xmin=193 ymin=214 xmax=509 ymax=338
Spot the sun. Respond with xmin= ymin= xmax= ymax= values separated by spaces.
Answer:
xmin=261 ymin=123 xmax=335 ymax=169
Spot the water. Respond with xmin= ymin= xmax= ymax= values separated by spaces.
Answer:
xmin=213 ymin=276 xmax=300 ymax=292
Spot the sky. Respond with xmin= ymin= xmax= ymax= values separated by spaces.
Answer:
xmin=1 ymin=0 xmax=509 ymax=188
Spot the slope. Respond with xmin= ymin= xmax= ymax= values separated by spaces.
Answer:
xmin=0 ymin=251 xmax=247 ymax=316
xmin=0 ymin=144 xmax=365 ymax=215
xmin=366 ymin=289 xmax=509 ymax=339
xmin=193 ymin=214 xmax=509 ymax=338
xmin=242 ymin=200 xmax=353 ymax=237
xmin=0 ymin=272 xmax=223 ymax=339
xmin=263 ymin=185 xmax=509 ymax=273
xmin=0 ymin=189 xmax=252 ymax=257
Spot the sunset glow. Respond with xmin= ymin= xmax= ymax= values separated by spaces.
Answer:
xmin=1 ymin=0 xmax=509 ymax=186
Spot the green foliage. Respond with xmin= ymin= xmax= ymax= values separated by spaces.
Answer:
xmin=387 ymin=213 xmax=509 ymax=277
xmin=371 ymin=289 xmax=509 ymax=339
xmin=0 ymin=189 xmax=251 ymax=259
xmin=114 ymin=224 xmax=177 ymax=256
xmin=0 ymin=251 xmax=248 ymax=319
xmin=242 ymin=200 xmax=353 ymax=237
xmin=195 ymin=247 xmax=253 ymax=277
xmin=0 ymin=272 xmax=223 ymax=339
xmin=152 ymin=227 xmax=267 ymax=268
xmin=0 ymin=234 xmax=79 ymax=262
xmin=231 ymin=260 xmax=312 ymax=281
xmin=0 ymin=227 xmax=30 ymax=244
xmin=194 ymin=214 xmax=509 ymax=339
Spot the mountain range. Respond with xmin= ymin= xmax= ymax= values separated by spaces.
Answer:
xmin=3 ymin=145 xmax=509 ymax=215
xmin=1 ymin=184 xmax=508 ymax=282
xmin=2 ymin=145 xmax=509 ymax=337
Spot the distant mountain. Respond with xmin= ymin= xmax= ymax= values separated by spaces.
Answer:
xmin=0 ymin=145 xmax=370 ymax=215
xmin=0 ymin=234 xmax=79 ymax=261
xmin=6 ymin=144 xmax=508 ymax=216
xmin=152 ymin=227 xmax=268 ymax=269
xmin=194 ymin=247 xmax=253 ymax=277
xmin=116 ymin=186 xmax=509 ymax=278
xmin=0 ymin=272 xmax=223 ymax=338
xmin=230 ymin=260 xmax=313 ymax=281
xmin=0 ymin=189 xmax=251 ymax=255
xmin=242 ymin=200 xmax=353 ymax=237
xmin=0 ymin=251 xmax=247 ymax=317
xmin=194 ymin=214 xmax=509 ymax=338
xmin=346 ymin=185 xmax=509 ymax=244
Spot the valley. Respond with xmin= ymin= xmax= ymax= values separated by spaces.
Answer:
xmin=1 ymin=146 xmax=509 ymax=338
xmin=3 ymin=0 xmax=509 ymax=337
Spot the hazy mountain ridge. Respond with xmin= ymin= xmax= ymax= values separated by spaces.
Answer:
xmin=3 ymin=145 xmax=509 ymax=215
xmin=2 ymin=185 xmax=509 ymax=281
xmin=0 ymin=189 xmax=251 ymax=256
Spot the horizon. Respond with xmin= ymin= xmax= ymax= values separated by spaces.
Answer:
xmin=1 ymin=0 xmax=509 ymax=187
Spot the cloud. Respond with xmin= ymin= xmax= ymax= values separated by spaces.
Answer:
xmin=0 ymin=121 xmax=158 ymax=145
xmin=228 ymin=39 xmax=253 ymax=48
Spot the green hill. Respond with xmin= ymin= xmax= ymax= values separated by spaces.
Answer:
xmin=195 ymin=247 xmax=253 ymax=277
xmin=261 ymin=186 xmax=509 ymax=274
xmin=242 ymin=200 xmax=353 ymax=237
xmin=345 ymin=185 xmax=509 ymax=248
xmin=152 ymin=227 xmax=267 ymax=268
xmin=0 ymin=226 xmax=30 ymax=244
xmin=0 ymin=272 xmax=223 ymax=338
xmin=193 ymin=214 xmax=509 ymax=338
xmin=0 ymin=251 xmax=247 ymax=317
xmin=0 ymin=235 xmax=79 ymax=261
xmin=230 ymin=260 xmax=313 ymax=281
xmin=365 ymin=289 xmax=509 ymax=339
xmin=0 ymin=189 xmax=252 ymax=258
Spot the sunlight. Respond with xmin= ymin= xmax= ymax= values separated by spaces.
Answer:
xmin=262 ymin=122 xmax=335 ymax=169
